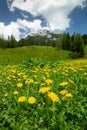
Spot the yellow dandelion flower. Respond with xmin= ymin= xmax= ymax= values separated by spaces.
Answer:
xmin=17 ymin=82 xmax=23 ymax=88
xmin=45 ymin=79 xmax=52 ymax=84
xmin=25 ymin=79 xmax=34 ymax=85
xmin=48 ymin=92 xmax=59 ymax=102
xmin=4 ymin=93 xmax=8 ymax=97
xmin=59 ymin=82 xmax=68 ymax=87
xmin=10 ymin=69 xmax=16 ymax=73
xmin=28 ymin=97 xmax=36 ymax=104
xmin=60 ymin=90 xmax=68 ymax=95
xmin=18 ymin=96 xmax=26 ymax=102
xmin=65 ymin=93 xmax=72 ymax=98
xmin=39 ymin=87 xmax=51 ymax=94
xmin=0 ymin=79 xmax=2 ymax=83
xmin=13 ymin=91 xmax=18 ymax=95
xmin=25 ymin=80 xmax=30 ymax=85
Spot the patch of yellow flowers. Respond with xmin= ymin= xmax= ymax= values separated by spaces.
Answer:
xmin=39 ymin=87 xmax=51 ymax=94
xmin=18 ymin=96 xmax=26 ymax=102
xmin=48 ymin=92 xmax=59 ymax=102
xmin=18 ymin=96 xmax=36 ymax=104
xmin=17 ymin=82 xmax=23 ymax=88
xmin=59 ymin=82 xmax=68 ymax=87
xmin=39 ymin=87 xmax=59 ymax=102
xmin=60 ymin=89 xmax=73 ymax=98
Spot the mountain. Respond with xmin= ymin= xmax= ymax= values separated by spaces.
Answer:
xmin=25 ymin=29 xmax=60 ymax=40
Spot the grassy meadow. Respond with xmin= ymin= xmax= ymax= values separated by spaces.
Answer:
xmin=0 ymin=46 xmax=87 ymax=130
xmin=0 ymin=46 xmax=71 ymax=65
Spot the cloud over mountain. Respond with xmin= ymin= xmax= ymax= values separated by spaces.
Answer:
xmin=0 ymin=19 xmax=42 ymax=40
xmin=8 ymin=0 xmax=86 ymax=30
xmin=0 ymin=0 xmax=86 ymax=40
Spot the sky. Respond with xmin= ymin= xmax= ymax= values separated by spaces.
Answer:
xmin=0 ymin=0 xmax=87 ymax=40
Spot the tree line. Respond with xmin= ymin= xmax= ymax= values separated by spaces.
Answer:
xmin=0 ymin=33 xmax=87 ymax=58
xmin=52 ymin=33 xmax=85 ymax=58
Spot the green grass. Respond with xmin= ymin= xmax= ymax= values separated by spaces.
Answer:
xmin=0 ymin=46 xmax=71 ymax=65
xmin=0 ymin=46 xmax=87 ymax=129
xmin=0 ymin=59 xmax=87 ymax=130
xmin=0 ymin=45 xmax=87 ymax=65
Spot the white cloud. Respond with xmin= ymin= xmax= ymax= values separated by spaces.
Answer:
xmin=0 ymin=19 xmax=42 ymax=40
xmin=17 ymin=19 xmax=42 ymax=32
xmin=0 ymin=22 xmax=20 ymax=40
xmin=7 ymin=0 xmax=87 ymax=30
xmin=1 ymin=0 xmax=86 ymax=40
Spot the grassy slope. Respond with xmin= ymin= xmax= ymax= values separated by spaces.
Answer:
xmin=0 ymin=46 xmax=87 ymax=65
xmin=0 ymin=46 xmax=70 ymax=65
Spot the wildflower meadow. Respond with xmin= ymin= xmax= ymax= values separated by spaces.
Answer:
xmin=0 ymin=59 xmax=87 ymax=130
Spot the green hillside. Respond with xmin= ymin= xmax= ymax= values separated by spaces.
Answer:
xmin=0 ymin=46 xmax=87 ymax=65
xmin=0 ymin=46 xmax=71 ymax=65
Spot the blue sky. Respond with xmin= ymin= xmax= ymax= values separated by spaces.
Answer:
xmin=66 ymin=6 xmax=87 ymax=34
xmin=0 ymin=0 xmax=87 ymax=40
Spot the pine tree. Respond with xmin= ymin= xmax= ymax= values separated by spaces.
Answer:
xmin=70 ymin=33 xmax=85 ymax=58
